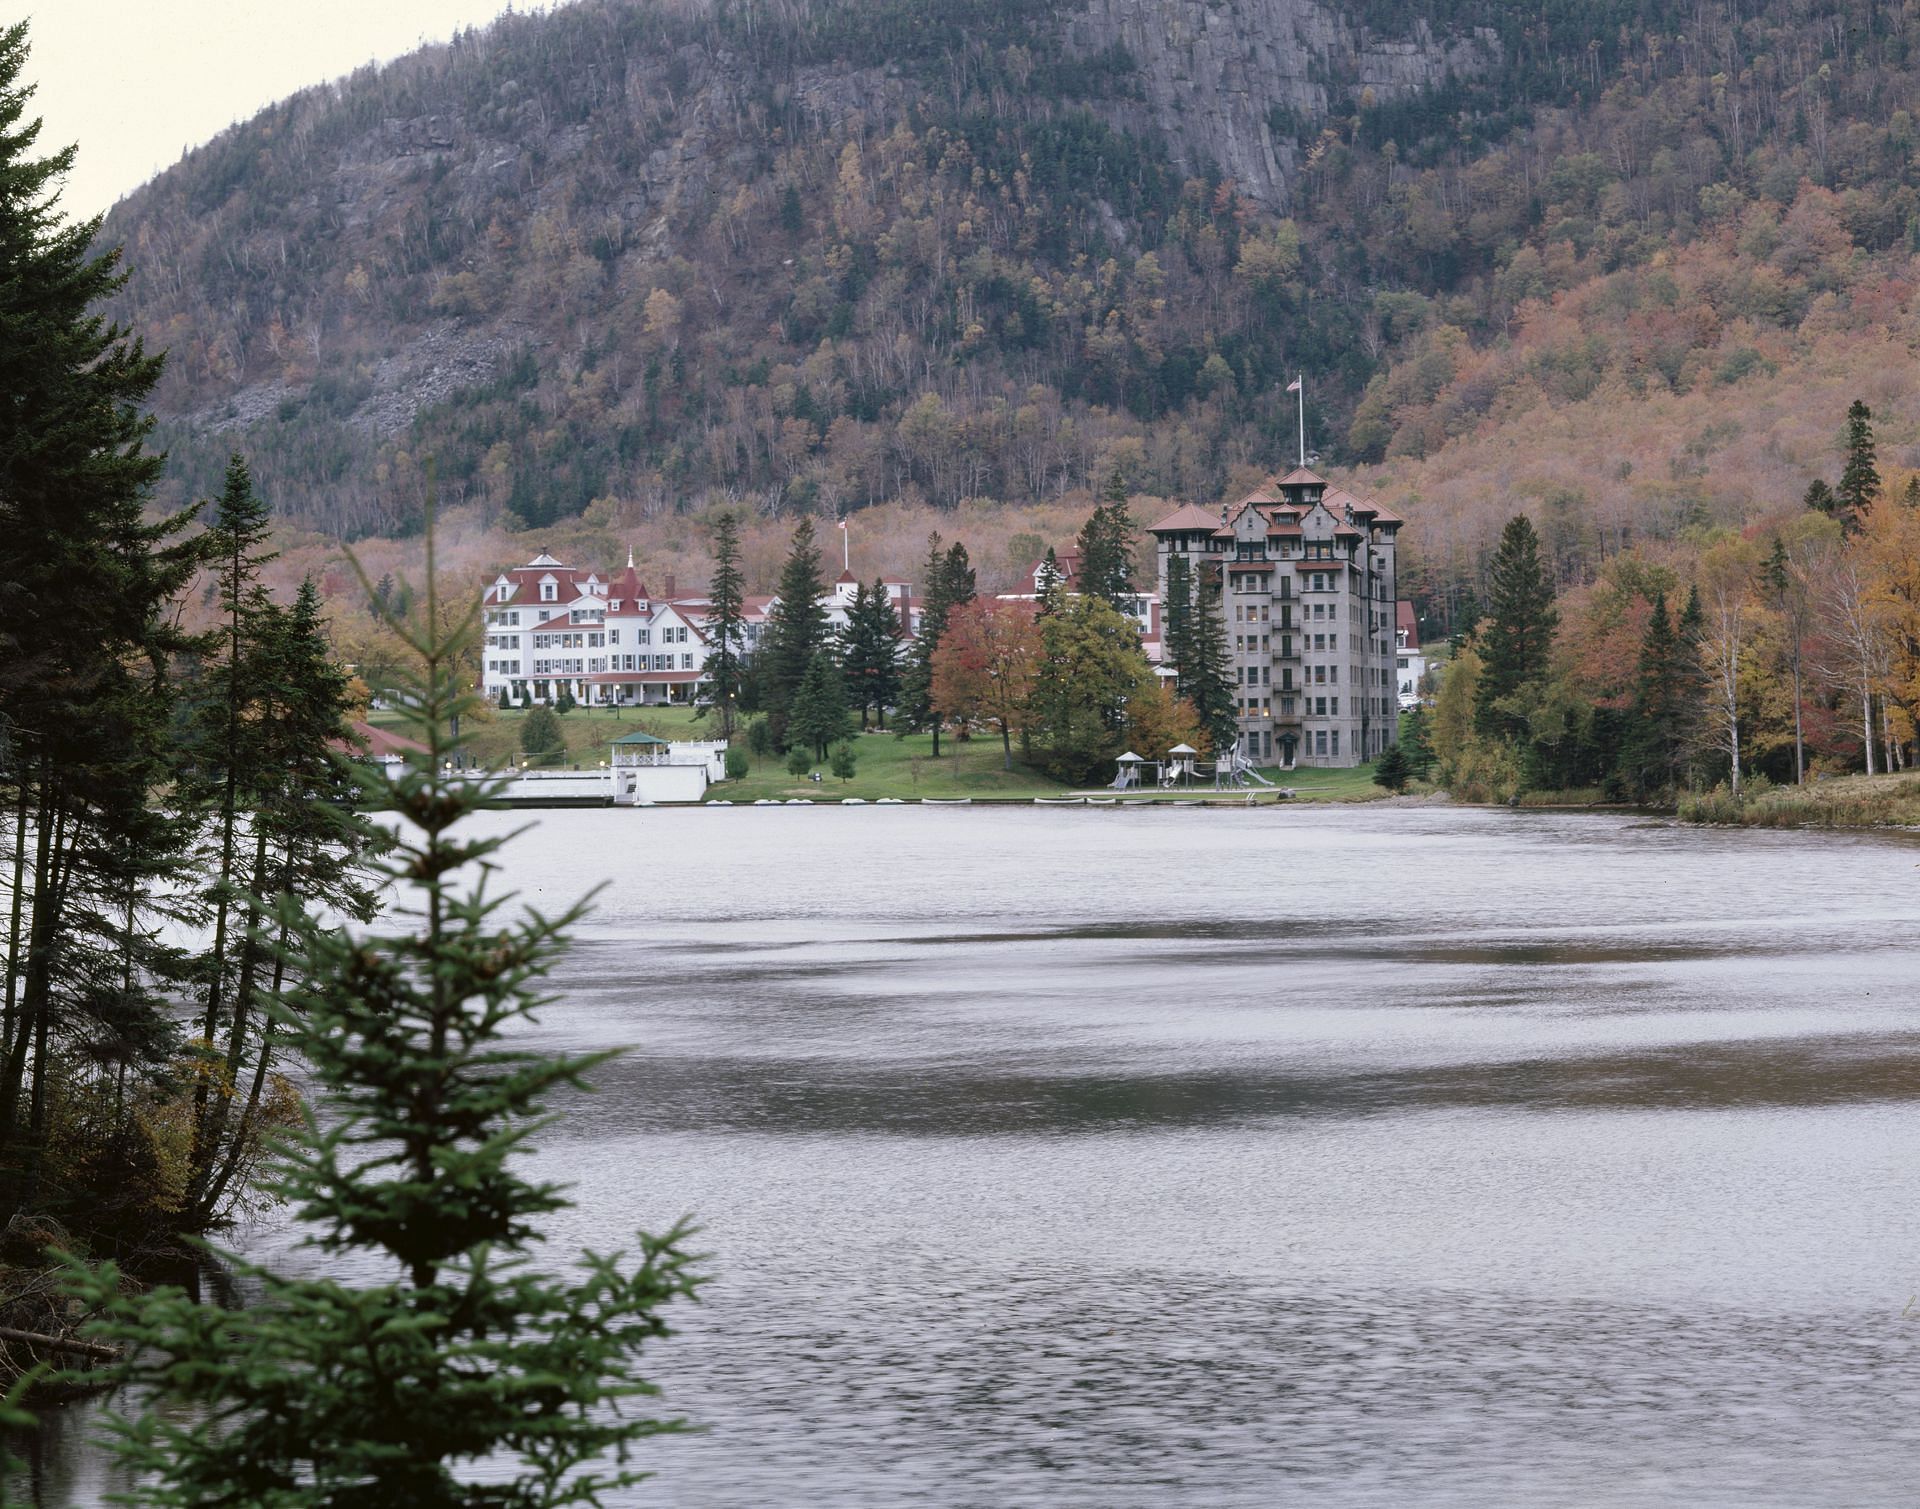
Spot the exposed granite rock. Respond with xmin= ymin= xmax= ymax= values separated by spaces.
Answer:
xmin=1064 ymin=0 xmax=1500 ymax=210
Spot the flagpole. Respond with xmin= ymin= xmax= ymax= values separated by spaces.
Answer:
xmin=840 ymin=517 xmax=849 ymax=572
xmin=1296 ymin=373 xmax=1305 ymax=467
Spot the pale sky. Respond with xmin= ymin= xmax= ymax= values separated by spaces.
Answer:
xmin=28 ymin=1 xmax=548 ymax=221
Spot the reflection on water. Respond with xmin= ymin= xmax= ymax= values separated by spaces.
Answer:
xmin=33 ymin=808 xmax=1920 ymax=1506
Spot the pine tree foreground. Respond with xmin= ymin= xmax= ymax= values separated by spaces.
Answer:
xmin=70 ymin=556 xmax=701 ymax=1506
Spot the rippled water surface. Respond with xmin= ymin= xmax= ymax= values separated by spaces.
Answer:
xmin=36 ymin=806 xmax=1920 ymax=1505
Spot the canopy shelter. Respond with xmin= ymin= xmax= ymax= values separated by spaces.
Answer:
xmin=610 ymin=729 xmax=673 ymax=766
xmin=1110 ymin=750 xmax=1145 ymax=790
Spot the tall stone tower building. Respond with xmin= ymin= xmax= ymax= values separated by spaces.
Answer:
xmin=1149 ymin=468 xmax=1404 ymax=769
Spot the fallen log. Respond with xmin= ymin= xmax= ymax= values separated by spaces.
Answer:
xmin=0 ymin=1326 xmax=118 ymax=1361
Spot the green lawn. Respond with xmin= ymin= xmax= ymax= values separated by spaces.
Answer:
xmin=722 ymin=728 xmax=1069 ymax=802
xmin=373 ymin=705 xmax=1391 ymax=804
xmin=373 ymin=703 xmax=715 ymax=771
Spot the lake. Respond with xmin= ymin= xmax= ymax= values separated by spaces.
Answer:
xmin=30 ymin=805 xmax=1920 ymax=1506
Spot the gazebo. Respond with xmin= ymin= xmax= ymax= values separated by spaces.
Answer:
xmin=610 ymin=730 xmax=673 ymax=766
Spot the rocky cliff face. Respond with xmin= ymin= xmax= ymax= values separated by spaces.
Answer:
xmin=1064 ymin=0 xmax=1499 ymax=209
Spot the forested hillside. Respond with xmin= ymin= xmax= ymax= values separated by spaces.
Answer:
xmin=98 ymin=0 xmax=1920 ymax=618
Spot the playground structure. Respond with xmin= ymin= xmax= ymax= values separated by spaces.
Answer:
xmin=1110 ymin=746 xmax=1286 ymax=792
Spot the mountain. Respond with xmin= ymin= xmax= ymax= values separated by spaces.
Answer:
xmin=96 ymin=0 xmax=1920 ymax=618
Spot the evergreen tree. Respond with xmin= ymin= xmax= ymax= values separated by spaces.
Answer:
xmin=1036 ymin=550 xmax=1069 ymax=619
xmin=841 ymin=579 xmax=902 ymax=728
xmin=1034 ymin=547 xmax=1067 ymax=598
xmin=1837 ymin=398 xmax=1879 ymax=531
xmin=555 ymin=686 xmax=577 ymax=714
xmin=1398 ymin=705 xmax=1436 ymax=780
xmin=189 ymin=577 xmax=377 ymax=1225
xmin=1474 ymin=515 xmax=1559 ymax=742
xmin=1673 ymin=583 xmax=1709 ymax=780
xmin=785 ymin=746 xmax=813 ymax=778
xmin=830 ymin=743 xmax=858 ymax=782
xmin=0 ymin=21 xmax=200 ymax=1219
xmin=1185 ymin=570 xmax=1240 ymax=756
xmin=701 ymin=511 xmax=747 ymax=739
xmin=900 ymin=533 xmax=959 ymax=755
xmin=1620 ymin=593 xmax=1679 ymax=795
xmin=520 ymin=704 xmax=564 ymax=759
xmin=789 ymin=652 xmax=853 ymax=760
xmin=1075 ymin=469 xmax=1136 ymax=609
xmin=497 ymin=685 xmax=512 ymax=711
xmin=1162 ymin=554 xmax=1196 ymax=688
xmin=1804 ymin=478 xmax=1837 ymax=518
xmin=76 ymin=563 xmax=700 ymax=1504
xmin=1373 ymin=743 xmax=1411 ymax=791
xmin=942 ymin=541 xmax=977 ymax=611
xmin=180 ymin=456 xmax=278 ymax=1198
xmin=762 ymin=517 xmax=829 ymax=748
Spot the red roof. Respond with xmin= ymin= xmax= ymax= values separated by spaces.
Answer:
xmin=1021 ymin=550 xmax=1082 ymax=590
xmin=335 ymin=719 xmax=427 ymax=760
xmin=1275 ymin=466 xmax=1329 ymax=488
xmin=1397 ymin=601 xmax=1420 ymax=649
xmin=1148 ymin=503 xmax=1224 ymax=533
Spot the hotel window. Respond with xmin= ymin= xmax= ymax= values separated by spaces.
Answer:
xmin=1315 ymin=697 xmax=1327 ymax=716
xmin=1331 ymin=698 xmax=1339 ymax=715
xmin=1331 ymin=730 xmax=1340 ymax=757
xmin=1316 ymin=731 xmax=1328 ymax=755
xmin=610 ymin=629 xmax=620 ymax=644
xmin=541 ymin=582 xmax=556 ymax=602
xmin=637 ymin=629 xmax=650 ymax=644
xmin=682 ymin=653 xmax=694 ymax=669
xmin=1280 ymin=697 xmax=1295 ymax=715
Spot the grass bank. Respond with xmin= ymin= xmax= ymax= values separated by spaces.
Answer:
xmin=1677 ymin=771 xmax=1920 ymax=829
xmin=377 ymin=707 xmax=1393 ymax=805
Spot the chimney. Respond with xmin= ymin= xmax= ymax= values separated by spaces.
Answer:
xmin=665 ymin=573 xmax=676 ymax=599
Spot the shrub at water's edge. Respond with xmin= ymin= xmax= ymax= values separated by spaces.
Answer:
xmin=1679 ymin=772 xmax=1920 ymax=829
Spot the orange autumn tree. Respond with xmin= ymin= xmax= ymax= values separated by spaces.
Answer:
xmin=930 ymin=598 xmax=1043 ymax=769
xmin=1125 ymin=679 xmax=1208 ymax=764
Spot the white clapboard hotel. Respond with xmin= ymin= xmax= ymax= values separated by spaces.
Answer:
xmin=481 ymin=550 xmax=918 ymax=708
